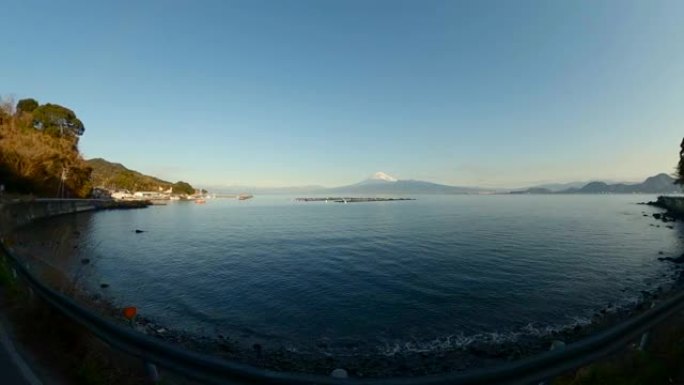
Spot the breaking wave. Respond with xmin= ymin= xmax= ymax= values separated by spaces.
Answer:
xmin=375 ymin=316 xmax=594 ymax=356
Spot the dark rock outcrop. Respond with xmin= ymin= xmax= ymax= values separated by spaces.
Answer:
xmin=646 ymin=196 xmax=684 ymax=223
xmin=658 ymin=254 xmax=684 ymax=263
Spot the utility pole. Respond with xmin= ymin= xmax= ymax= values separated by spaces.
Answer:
xmin=57 ymin=167 xmax=69 ymax=198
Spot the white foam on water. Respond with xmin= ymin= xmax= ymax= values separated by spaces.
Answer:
xmin=376 ymin=316 xmax=595 ymax=356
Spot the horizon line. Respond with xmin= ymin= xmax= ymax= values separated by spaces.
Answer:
xmin=195 ymin=172 xmax=672 ymax=190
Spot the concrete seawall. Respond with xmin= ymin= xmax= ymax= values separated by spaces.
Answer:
xmin=0 ymin=199 xmax=147 ymax=236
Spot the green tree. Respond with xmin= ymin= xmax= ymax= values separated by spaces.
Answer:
xmin=172 ymin=181 xmax=195 ymax=195
xmin=32 ymin=103 xmax=85 ymax=137
xmin=16 ymin=98 xmax=39 ymax=113
xmin=1 ymin=95 xmax=92 ymax=197
xmin=677 ymin=137 xmax=684 ymax=186
xmin=676 ymin=159 xmax=684 ymax=186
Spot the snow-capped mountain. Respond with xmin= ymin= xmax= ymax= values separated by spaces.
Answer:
xmin=327 ymin=172 xmax=487 ymax=194
xmin=369 ymin=171 xmax=398 ymax=182
xmin=357 ymin=171 xmax=399 ymax=185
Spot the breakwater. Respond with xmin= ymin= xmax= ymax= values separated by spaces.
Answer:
xmin=295 ymin=197 xmax=415 ymax=203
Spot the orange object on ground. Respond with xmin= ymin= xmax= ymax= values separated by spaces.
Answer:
xmin=122 ymin=306 xmax=137 ymax=320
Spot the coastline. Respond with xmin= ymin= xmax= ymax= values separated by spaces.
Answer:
xmin=2 ymin=197 xmax=684 ymax=378
xmin=5 ymin=216 xmax=684 ymax=377
xmin=120 ymin=264 xmax=684 ymax=378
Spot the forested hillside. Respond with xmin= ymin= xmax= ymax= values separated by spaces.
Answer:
xmin=87 ymin=158 xmax=195 ymax=194
xmin=0 ymin=96 xmax=196 ymax=197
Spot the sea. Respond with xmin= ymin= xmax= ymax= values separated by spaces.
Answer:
xmin=12 ymin=194 xmax=683 ymax=357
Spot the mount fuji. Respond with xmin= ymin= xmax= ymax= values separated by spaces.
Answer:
xmin=324 ymin=172 xmax=487 ymax=194
xmin=355 ymin=172 xmax=399 ymax=185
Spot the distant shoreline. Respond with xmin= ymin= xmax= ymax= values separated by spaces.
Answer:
xmin=295 ymin=197 xmax=416 ymax=203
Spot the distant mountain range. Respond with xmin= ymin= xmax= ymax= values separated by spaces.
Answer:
xmin=331 ymin=172 xmax=676 ymax=195
xmin=511 ymin=173 xmax=680 ymax=194
xmin=209 ymin=172 xmax=488 ymax=195
xmin=323 ymin=172 xmax=485 ymax=195
xmin=207 ymin=185 xmax=326 ymax=195
xmin=322 ymin=172 xmax=682 ymax=195
xmin=511 ymin=181 xmax=592 ymax=192
xmin=210 ymin=171 xmax=681 ymax=195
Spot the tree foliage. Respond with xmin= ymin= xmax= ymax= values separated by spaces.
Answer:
xmin=1 ymin=95 xmax=193 ymax=198
xmin=676 ymin=158 xmax=684 ymax=186
xmin=677 ymin=138 xmax=684 ymax=186
xmin=172 ymin=181 xmax=195 ymax=195
xmin=32 ymin=103 xmax=85 ymax=137
xmin=0 ymin=96 xmax=92 ymax=197
xmin=16 ymin=98 xmax=39 ymax=113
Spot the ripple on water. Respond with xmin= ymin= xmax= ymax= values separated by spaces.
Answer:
xmin=12 ymin=194 xmax=682 ymax=356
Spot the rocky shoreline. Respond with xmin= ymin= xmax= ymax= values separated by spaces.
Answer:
xmin=120 ymin=269 xmax=683 ymax=378
xmin=95 ymin=250 xmax=684 ymax=377
xmin=643 ymin=196 xmax=684 ymax=219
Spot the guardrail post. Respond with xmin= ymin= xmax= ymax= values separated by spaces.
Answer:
xmin=638 ymin=302 xmax=656 ymax=351
xmin=638 ymin=331 xmax=650 ymax=351
xmin=145 ymin=361 xmax=160 ymax=383
xmin=23 ymin=263 xmax=34 ymax=300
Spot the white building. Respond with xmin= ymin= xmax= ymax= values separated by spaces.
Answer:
xmin=111 ymin=191 xmax=134 ymax=200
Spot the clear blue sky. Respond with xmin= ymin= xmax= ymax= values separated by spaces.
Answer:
xmin=2 ymin=0 xmax=683 ymax=188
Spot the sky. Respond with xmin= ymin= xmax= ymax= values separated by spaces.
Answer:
xmin=2 ymin=0 xmax=684 ymax=188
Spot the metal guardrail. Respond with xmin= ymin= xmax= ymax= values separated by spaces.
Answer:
xmin=2 ymin=240 xmax=684 ymax=385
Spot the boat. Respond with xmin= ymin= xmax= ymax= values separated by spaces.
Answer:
xmin=238 ymin=193 xmax=253 ymax=201
xmin=195 ymin=198 xmax=206 ymax=204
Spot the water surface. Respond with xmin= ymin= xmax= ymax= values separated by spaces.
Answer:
xmin=16 ymin=195 xmax=682 ymax=354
